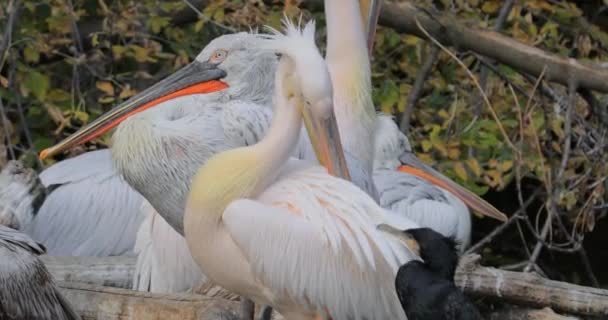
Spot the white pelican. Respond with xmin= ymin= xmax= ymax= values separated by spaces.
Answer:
xmin=185 ymin=20 xmax=419 ymax=319
xmin=38 ymin=0 xmax=505 ymax=295
xmin=0 ymin=162 xmax=81 ymax=320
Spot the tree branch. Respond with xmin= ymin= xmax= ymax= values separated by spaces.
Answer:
xmin=399 ymin=44 xmax=439 ymax=133
xmin=456 ymin=255 xmax=608 ymax=317
xmin=46 ymin=255 xmax=608 ymax=318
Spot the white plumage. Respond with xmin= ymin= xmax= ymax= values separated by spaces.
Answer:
xmin=24 ymin=150 xmax=146 ymax=256
xmin=185 ymin=22 xmax=419 ymax=319
xmin=132 ymin=201 xmax=205 ymax=292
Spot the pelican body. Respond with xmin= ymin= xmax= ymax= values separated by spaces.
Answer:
xmin=38 ymin=0 xmax=505 ymax=296
xmin=185 ymin=21 xmax=418 ymax=319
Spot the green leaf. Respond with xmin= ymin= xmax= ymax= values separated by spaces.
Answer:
xmin=24 ymin=46 xmax=40 ymax=63
xmin=24 ymin=70 xmax=50 ymax=101
xmin=147 ymin=16 xmax=171 ymax=34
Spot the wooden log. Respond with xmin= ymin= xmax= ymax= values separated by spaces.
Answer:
xmin=43 ymin=256 xmax=135 ymax=289
xmin=455 ymin=255 xmax=608 ymax=317
xmin=484 ymin=307 xmax=580 ymax=320
xmin=56 ymin=281 xmax=241 ymax=320
xmin=44 ymin=255 xmax=608 ymax=317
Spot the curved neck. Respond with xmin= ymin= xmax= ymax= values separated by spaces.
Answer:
xmin=325 ymin=0 xmax=377 ymax=184
xmin=187 ymin=87 xmax=302 ymax=220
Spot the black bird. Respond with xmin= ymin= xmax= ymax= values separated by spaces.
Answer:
xmin=381 ymin=226 xmax=483 ymax=320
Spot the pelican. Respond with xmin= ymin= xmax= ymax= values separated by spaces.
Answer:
xmin=184 ymin=20 xmax=419 ymax=319
xmin=0 ymin=161 xmax=81 ymax=320
xmin=38 ymin=0 xmax=505 ymax=295
xmin=323 ymin=0 xmax=506 ymax=252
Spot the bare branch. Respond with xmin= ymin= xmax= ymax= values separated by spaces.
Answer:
xmin=399 ymin=44 xmax=439 ymax=133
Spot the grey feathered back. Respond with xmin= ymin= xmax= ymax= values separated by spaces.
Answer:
xmin=0 ymin=225 xmax=81 ymax=320
xmin=0 ymin=161 xmax=46 ymax=230
xmin=24 ymin=150 xmax=145 ymax=256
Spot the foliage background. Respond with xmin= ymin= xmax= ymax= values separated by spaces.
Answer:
xmin=1 ymin=0 xmax=608 ymax=291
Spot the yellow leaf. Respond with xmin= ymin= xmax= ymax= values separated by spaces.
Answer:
xmin=485 ymin=170 xmax=503 ymax=187
xmin=72 ymin=111 xmax=89 ymax=124
xmin=417 ymin=153 xmax=434 ymax=165
xmin=448 ymin=147 xmax=460 ymax=160
xmin=453 ymin=162 xmax=468 ymax=181
xmin=96 ymin=81 xmax=114 ymax=95
xmin=488 ymin=158 xmax=498 ymax=168
xmin=119 ymin=85 xmax=137 ymax=99
xmin=0 ymin=76 xmax=7 ymax=88
xmin=421 ymin=140 xmax=432 ymax=152
xmin=403 ymin=35 xmax=420 ymax=46
xmin=432 ymin=140 xmax=448 ymax=157
xmin=466 ymin=158 xmax=482 ymax=177
xmin=98 ymin=96 xmax=115 ymax=104
xmin=481 ymin=1 xmax=500 ymax=14
xmin=499 ymin=160 xmax=513 ymax=172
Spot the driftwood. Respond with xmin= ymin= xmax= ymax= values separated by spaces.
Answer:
xmin=455 ymin=255 xmax=608 ymax=317
xmin=43 ymin=255 xmax=135 ymax=289
xmin=44 ymin=255 xmax=608 ymax=318
xmin=485 ymin=307 xmax=580 ymax=320
xmin=56 ymin=281 xmax=241 ymax=320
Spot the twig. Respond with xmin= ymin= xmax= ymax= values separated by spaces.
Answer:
xmin=181 ymin=0 xmax=236 ymax=33
xmin=413 ymin=17 xmax=517 ymax=152
xmin=8 ymin=55 xmax=42 ymax=167
xmin=399 ymin=44 xmax=439 ymax=133
xmin=465 ymin=188 xmax=541 ymax=255
xmin=524 ymin=78 xmax=578 ymax=272
xmin=0 ymin=0 xmax=20 ymax=71
xmin=475 ymin=0 xmax=515 ymax=116
xmin=0 ymin=97 xmax=14 ymax=160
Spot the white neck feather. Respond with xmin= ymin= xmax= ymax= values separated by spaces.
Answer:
xmin=325 ymin=0 xmax=377 ymax=185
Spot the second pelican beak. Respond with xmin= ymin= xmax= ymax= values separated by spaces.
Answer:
xmin=398 ymin=153 xmax=508 ymax=222
xmin=40 ymin=61 xmax=229 ymax=159
xmin=301 ymin=99 xmax=351 ymax=181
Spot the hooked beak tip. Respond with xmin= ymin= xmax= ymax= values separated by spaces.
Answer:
xmin=39 ymin=149 xmax=51 ymax=160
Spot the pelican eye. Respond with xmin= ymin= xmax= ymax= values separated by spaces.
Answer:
xmin=210 ymin=49 xmax=228 ymax=64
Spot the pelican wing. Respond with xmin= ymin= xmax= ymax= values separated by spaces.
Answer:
xmin=132 ymin=201 xmax=206 ymax=292
xmin=374 ymin=168 xmax=471 ymax=250
xmin=24 ymin=149 xmax=145 ymax=256
xmin=223 ymin=163 xmax=417 ymax=319
xmin=0 ymin=226 xmax=81 ymax=320
xmin=0 ymin=225 xmax=45 ymax=254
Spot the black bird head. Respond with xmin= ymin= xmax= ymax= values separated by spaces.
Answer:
xmin=403 ymin=228 xmax=459 ymax=280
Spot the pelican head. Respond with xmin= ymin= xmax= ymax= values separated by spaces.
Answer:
xmin=260 ymin=20 xmax=351 ymax=180
xmin=40 ymin=32 xmax=278 ymax=160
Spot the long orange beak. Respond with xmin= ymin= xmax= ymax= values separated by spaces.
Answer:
xmin=40 ymin=61 xmax=229 ymax=159
xmin=359 ymin=0 xmax=382 ymax=53
xmin=398 ymin=153 xmax=508 ymax=222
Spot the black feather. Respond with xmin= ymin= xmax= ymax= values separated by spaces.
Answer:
xmin=395 ymin=228 xmax=482 ymax=320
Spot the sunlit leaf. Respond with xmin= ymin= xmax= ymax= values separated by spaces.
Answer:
xmin=454 ymin=162 xmax=468 ymax=181
xmin=96 ymin=81 xmax=114 ymax=95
